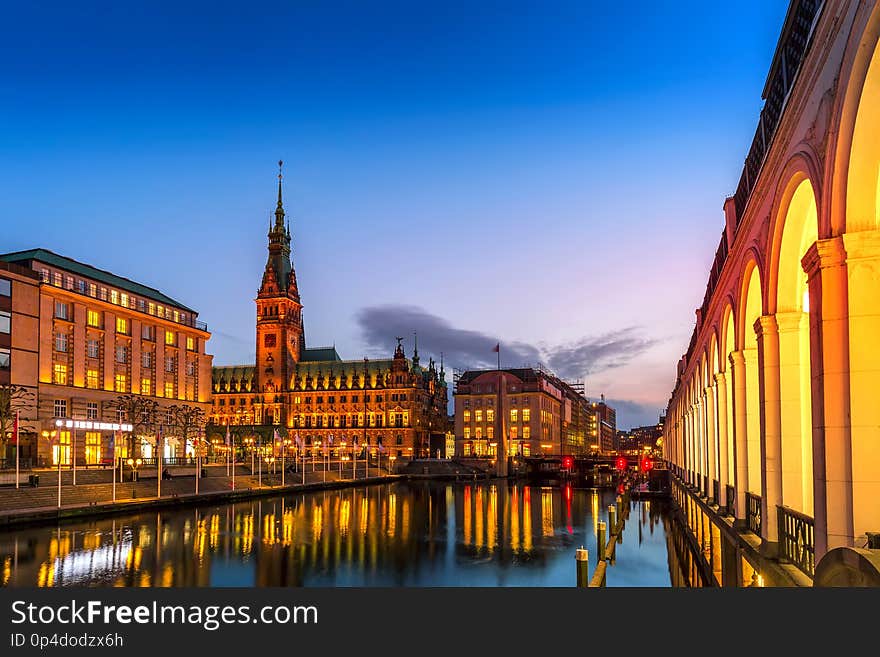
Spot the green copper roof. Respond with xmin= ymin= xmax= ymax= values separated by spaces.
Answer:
xmin=301 ymin=346 xmax=342 ymax=362
xmin=0 ymin=248 xmax=196 ymax=313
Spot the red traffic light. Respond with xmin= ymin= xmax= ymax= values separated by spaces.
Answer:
xmin=561 ymin=455 xmax=574 ymax=470
xmin=640 ymin=458 xmax=653 ymax=472
xmin=615 ymin=457 xmax=627 ymax=471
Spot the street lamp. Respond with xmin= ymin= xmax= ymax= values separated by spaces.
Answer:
xmin=127 ymin=457 xmax=143 ymax=482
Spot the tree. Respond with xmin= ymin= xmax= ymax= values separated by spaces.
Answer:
xmin=0 ymin=383 xmax=35 ymax=457
xmin=110 ymin=394 xmax=159 ymax=457
xmin=168 ymin=404 xmax=206 ymax=460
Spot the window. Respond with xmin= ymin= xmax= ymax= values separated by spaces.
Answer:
xmin=294 ymin=396 xmax=301 ymax=404
xmin=475 ymin=427 xmax=482 ymax=439
xmin=0 ymin=278 xmax=9 ymax=296
xmin=464 ymin=427 xmax=470 ymax=440
xmin=142 ymin=352 xmax=152 ymax=368
xmin=40 ymin=268 xmax=49 ymax=282
xmin=77 ymin=280 xmax=86 ymax=293
xmin=52 ymin=272 xmax=62 ymax=287
xmin=85 ymin=432 xmax=101 ymax=465
xmin=165 ymin=410 xmax=174 ymax=425
xmin=148 ymin=302 xmax=155 ymax=316
xmin=54 ymin=332 xmax=68 ymax=352
xmin=186 ymin=336 xmax=195 ymax=351
xmin=463 ymin=410 xmax=471 ymax=422
xmin=87 ymin=340 xmax=99 ymax=359
xmin=510 ymin=409 xmax=518 ymax=423
xmin=99 ymin=287 xmax=107 ymax=301
xmin=116 ymin=345 xmax=127 ymax=363
xmin=54 ymin=431 xmax=71 ymax=465
xmin=475 ymin=409 xmax=483 ymax=423
xmin=88 ymin=283 xmax=97 ymax=297
xmin=487 ymin=426 xmax=494 ymax=440
xmin=165 ymin=330 xmax=175 ymax=346
xmin=487 ymin=409 xmax=495 ymax=422
xmin=116 ymin=317 xmax=128 ymax=334
xmin=120 ymin=293 xmax=128 ymax=308
xmin=64 ymin=275 xmax=73 ymax=290
xmin=115 ymin=374 xmax=127 ymax=392
xmin=110 ymin=289 xmax=119 ymax=305
xmin=0 ymin=348 xmax=9 ymax=369
xmin=54 ymin=301 xmax=69 ymax=320
xmin=53 ymin=363 xmax=67 ymax=385
xmin=316 ymin=396 xmax=323 ymax=403
xmin=523 ymin=426 xmax=531 ymax=440
xmin=138 ymin=299 xmax=145 ymax=312
xmin=86 ymin=402 xmax=98 ymax=419
xmin=164 ymin=382 xmax=174 ymax=398
xmin=141 ymin=378 xmax=151 ymax=395
xmin=117 ymin=408 xmax=127 ymax=423
xmin=86 ymin=369 xmax=99 ymax=389
xmin=340 ymin=395 xmax=347 ymax=403
xmin=142 ymin=324 xmax=154 ymax=340
xmin=511 ymin=427 xmax=518 ymax=440
xmin=165 ymin=355 xmax=174 ymax=372
xmin=523 ymin=408 xmax=531 ymax=422
xmin=328 ymin=396 xmax=335 ymax=404
xmin=186 ymin=360 xmax=195 ymax=376
xmin=53 ymin=399 xmax=67 ymax=417
xmin=87 ymin=309 xmax=101 ymax=327
xmin=0 ymin=311 xmax=10 ymax=334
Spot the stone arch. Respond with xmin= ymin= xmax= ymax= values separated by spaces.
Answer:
xmin=769 ymin=175 xmax=820 ymax=515
xmin=739 ymin=258 xmax=763 ymax=494
xmin=829 ymin=1 xmax=880 ymax=234
xmin=721 ymin=302 xmax=736 ymax=489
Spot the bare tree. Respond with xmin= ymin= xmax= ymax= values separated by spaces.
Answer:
xmin=110 ymin=394 xmax=159 ymax=457
xmin=0 ymin=383 xmax=35 ymax=457
xmin=168 ymin=404 xmax=206 ymax=461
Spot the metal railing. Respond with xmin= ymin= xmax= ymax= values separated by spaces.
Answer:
xmin=746 ymin=492 xmax=762 ymax=536
xmin=726 ymin=484 xmax=736 ymax=516
xmin=777 ymin=505 xmax=815 ymax=578
xmin=712 ymin=479 xmax=719 ymax=505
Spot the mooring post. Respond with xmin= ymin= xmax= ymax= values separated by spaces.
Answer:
xmin=576 ymin=547 xmax=589 ymax=587
xmin=616 ymin=495 xmax=624 ymax=524
xmin=608 ymin=504 xmax=617 ymax=533
xmin=597 ymin=520 xmax=606 ymax=562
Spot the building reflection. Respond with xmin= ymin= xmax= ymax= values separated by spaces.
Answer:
xmin=0 ymin=482 xmax=686 ymax=587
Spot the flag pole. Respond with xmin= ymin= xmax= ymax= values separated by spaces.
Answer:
xmin=14 ymin=410 xmax=19 ymax=490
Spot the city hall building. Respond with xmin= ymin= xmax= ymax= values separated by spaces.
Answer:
xmin=209 ymin=168 xmax=449 ymax=459
xmin=0 ymin=249 xmax=214 ymax=465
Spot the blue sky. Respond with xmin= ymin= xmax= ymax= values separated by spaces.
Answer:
xmin=0 ymin=1 xmax=789 ymax=428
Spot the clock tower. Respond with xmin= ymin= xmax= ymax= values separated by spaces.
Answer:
xmin=256 ymin=161 xmax=305 ymax=398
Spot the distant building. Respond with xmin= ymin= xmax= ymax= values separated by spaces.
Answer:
xmin=630 ymin=418 xmax=664 ymax=452
xmin=590 ymin=395 xmax=616 ymax=452
xmin=208 ymin=168 xmax=449 ymax=459
xmin=453 ymin=366 xmax=595 ymax=458
xmin=0 ymin=248 xmax=213 ymax=465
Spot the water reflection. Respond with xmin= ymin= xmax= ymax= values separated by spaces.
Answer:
xmin=0 ymin=482 xmax=679 ymax=587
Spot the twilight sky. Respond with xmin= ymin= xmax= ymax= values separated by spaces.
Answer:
xmin=0 ymin=1 xmax=788 ymax=429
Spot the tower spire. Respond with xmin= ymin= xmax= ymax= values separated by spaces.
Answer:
xmin=275 ymin=159 xmax=285 ymax=226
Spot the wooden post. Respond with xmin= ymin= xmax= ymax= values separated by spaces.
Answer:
xmin=597 ymin=520 xmax=606 ymax=562
xmin=576 ymin=547 xmax=589 ymax=587
xmin=608 ymin=505 xmax=617 ymax=533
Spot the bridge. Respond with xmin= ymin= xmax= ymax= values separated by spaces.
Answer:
xmin=664 ymin=0 xmax=880 ymax=586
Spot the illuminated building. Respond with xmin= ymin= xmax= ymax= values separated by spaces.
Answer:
xmin=591 ymin=395 xmax=616 ymax=453
xmin=208 ymin=166 xmax=449 ymax=459
xmin=664 ymin=0 xmax=880 ymax=583
xmin=0 ymin=260 xmax=40 ymax=461
xmin=453 ymin=366 xmax=595 ymax=457
xmin=0 ymin=249 xmax=213 ymax=464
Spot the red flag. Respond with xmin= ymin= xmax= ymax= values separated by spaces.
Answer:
xmin=492 ymin=343 xmax=499 ymax=353
xmin=12 ymin=410 xmax=19 ymax=446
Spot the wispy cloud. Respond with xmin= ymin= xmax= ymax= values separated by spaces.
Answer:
xmin=355 ymin=304 xmax=658 ymax=381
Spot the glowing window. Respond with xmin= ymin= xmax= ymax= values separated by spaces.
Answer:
xmin=86 ymin=369 xmax=99 ymax=389
xmin=475 ymin=410 xmax=483 ymax=422
xmin=87 ymin=310 xmax=101 ymax=327
xmin=522 ymin=409 xmax=530 ymax=422
xmin=164 ymin=382 xmax=174 ymax=398
xmin=463 ymin=410 xmax=471 ymax=422
xmin=110 ymin=289 xmax=119 ymax=305
xmin=114 ymin=374 xmax=126 ymax=392
xmin=165 ymin=330 xmax=175 ymax=346
xmin=510 ymin=409 xmax=518 ymax=423
xmin=53 ymin=363 xmax=67 ymax=385
xmin=487 ymin=409 xmax=495 ymax=422
xmin=116 ymin=317 xmax=128 ymax=334
xmin=141 ymin=378 xmax=151 ymax=395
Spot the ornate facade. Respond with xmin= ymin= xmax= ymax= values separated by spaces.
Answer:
xmin=209 ymin=165 xmax=449 ymax=458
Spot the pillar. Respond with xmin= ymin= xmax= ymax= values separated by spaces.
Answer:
xmin=802 ymin=238 xmax=851 ymax=558
xmin=729 ymin=350 xmax=747 ymax=523
xmin=842 ymin=230 xmax=880 ymax=549
xmin=756 ymin=314 xmax=782 ymax=551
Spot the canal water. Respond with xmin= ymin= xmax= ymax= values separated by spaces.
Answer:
xmin=0 ymin=481 xmax=688 ymax=587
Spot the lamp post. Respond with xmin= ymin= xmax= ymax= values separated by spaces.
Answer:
xmin=42 ymin=430 xmax=59 ymax=508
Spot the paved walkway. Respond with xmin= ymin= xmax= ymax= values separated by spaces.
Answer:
xmin=0 ymin=462 xmax=394 ymax=524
